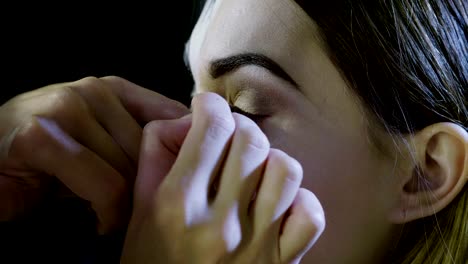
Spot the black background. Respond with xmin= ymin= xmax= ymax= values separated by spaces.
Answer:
xmin=1 ymin=3 xmax=197 ymax=263
xmin=2 ymin=2 xmax=196 ymax=106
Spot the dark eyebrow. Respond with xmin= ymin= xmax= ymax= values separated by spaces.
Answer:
xmin=209 ymin=53 xmax=299 ymax=88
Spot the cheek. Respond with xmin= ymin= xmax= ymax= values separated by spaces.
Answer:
xmin=279 ymin=127 xmax=378 ymax=196
xmin=264 ymin=116 xmax=390 ymax=222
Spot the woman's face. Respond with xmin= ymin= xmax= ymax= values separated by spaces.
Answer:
xmin=187 ymin=0 xmax=399 ymax=262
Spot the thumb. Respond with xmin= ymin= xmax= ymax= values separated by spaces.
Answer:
xmin=133 ymin=115 xmax=192 ymax=208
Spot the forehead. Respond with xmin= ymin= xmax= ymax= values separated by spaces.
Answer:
xmin=189 ymin=0 xmax=325 ymax=84
xmin=197 ymin=0 xmax=320 ymax=49
xmin=188 ymin=0 xmax=369 ymax=139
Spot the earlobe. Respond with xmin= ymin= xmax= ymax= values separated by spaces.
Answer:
xmin=389 ymin=122 xmax=468 ymax=224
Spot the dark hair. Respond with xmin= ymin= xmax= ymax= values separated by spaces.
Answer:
xmin=192 ymin=0 xmax=467 ymax=262
xmin=294 ymin=1 xmax=467 ymax=261
xmin=296 ymin=0 xmax=467 ymax=134
xmin=297 ymin=0 xmax=468 ymax=263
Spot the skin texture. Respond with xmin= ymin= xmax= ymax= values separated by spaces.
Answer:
xmin=0 ymin=76 xmax=189 ymax=233
xmin=187 ymin=0 xmax=402 ymax=262
xmin=121 ymin=93 xmax=325 ymax=263
xmin=2 ymin=1 xmax=466 ymax=262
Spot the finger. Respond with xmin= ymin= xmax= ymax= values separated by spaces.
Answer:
xmin=67 ymin=77 xmax=145 ymax=165
xmin=168 ymin=93 xmax=235 ymax=226
xmin=76 ymin=114 xmax=136 ymax=181
xmin=100 ymin=76 xmax=190 ymax=121
xmin=134 ymin=116 xmax=192 ymax=211
xmin=7 ymin=85 xmax=135 ymax=181
xmin=11 ymin=116 xmax=129 ymax=234
xmin=213 ymin=113 xmax=269 ymax=230
xmin=19 ymin=86 xmax=136 ymax=182
xmin=279 ymin=188 xmax=325 ymax=264
xmin=0 ymin=171 xmax=51 ymax=221
xmin=252 ymin=149 xmax=302 ymax=236
xmin=184 ymin=202 xmax=242 ymax=261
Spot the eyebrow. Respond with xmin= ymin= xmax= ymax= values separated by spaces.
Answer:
xmin=209 ymin=53 xmax=299 ymax=88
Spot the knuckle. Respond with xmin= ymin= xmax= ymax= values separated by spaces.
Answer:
xmin=299 ymin=189 xmax=326 ymax=234
xmin=301 ymin=213 xmax=325 ymax=245
xmin=11 ymin=116 xmax=79 ymax=159
xmin=203 ymin=113 xmax=235 ymax=140
xmin=99 ymin=76 xmax=135 ymax=95
xmin=13 ymin=117 xmax=46 ymax=153
xmin=142 ymin=120 xmax=166 ymax=136
xmin=74 ymin=76 xmax=102 ymax=87
xmin=71 ymin=76 xmax=114 ymax=103
xmin=192 ymin=92 xmax=226 ymax=107
xmin=31 ymin=86 xmax=91 ymax=129
xmin=50 ymin=86 xmax=86 ymax=113
xmin=30 ymin=87 xmax=89 ymax=135
xmin=268 ymin=149 xmax=303 ymax=183
xmin=232 ymin=113 xmax=270 ymax=150
xmin=99 ymin=75 xmax=126 ymax=84
xmin=193 ymin=93 xmax=235 ymax=135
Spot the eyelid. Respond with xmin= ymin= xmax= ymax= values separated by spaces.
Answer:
xmin=230 ymin=105 xmax=265 ymax=119
xmin=231 ymin=87 xmax=275 ymax=117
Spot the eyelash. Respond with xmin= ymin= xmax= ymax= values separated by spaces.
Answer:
xmin=230 ymin=105 xmax=267 ymax=122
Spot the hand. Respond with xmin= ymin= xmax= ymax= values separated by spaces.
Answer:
xmin=121 ymin=93 xmax=325 ymax=263
xmin=0 ymin=76 xmax=189 ymax=233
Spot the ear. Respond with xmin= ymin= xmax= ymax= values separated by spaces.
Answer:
xmin=389 ymin=122 xmax=468 ymax=224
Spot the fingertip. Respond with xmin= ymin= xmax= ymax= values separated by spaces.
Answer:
xmin=188 ymin=92 xmax=235 ymax=143
xmin=191 ymin=92 xmax=229 ymax=112
xmin=279 ymin=188 xmax=325 ymax=263
xmin=142 ymin=117 xmax=192 ymax=156
xmin=267 ymin=148 xmax=303 ymax=184
xmin=292 ymin=189 xmax=326 ymax=243
xmin=191 ymin=91 xmax=224 ymax=102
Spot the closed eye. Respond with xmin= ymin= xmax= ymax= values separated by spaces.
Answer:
xmin=230 ymin=105 xmax=268 ymax=122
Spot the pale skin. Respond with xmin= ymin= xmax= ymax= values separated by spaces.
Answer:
xmin=0 ymin=77 xmax=326 ymax=263
xmin=186 ymin=0 xmax=399 ymax=262
xmin=121 ymin=93 xmax=325 ymax=263
xmin=177 ymin=0 xmax=468 ymax=263
xmin=0 ymin=49 xmax=323 ymax=264
xmin=1 ymin=0 xmax=467 ymax=263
